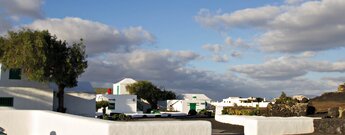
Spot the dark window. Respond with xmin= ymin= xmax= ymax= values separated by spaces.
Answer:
xmin=108 ymin=102 xmax=115 ymax=110
xmin=9 ymin=68 xmax=21 ymax=80
xmin=0 ymin=97 xmax=13 ymax=107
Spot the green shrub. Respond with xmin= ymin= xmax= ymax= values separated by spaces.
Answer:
xmin=222 ymin=106 xmax=261 ymax=116
xmin=111 ymin=113 xmax=131 ymax=121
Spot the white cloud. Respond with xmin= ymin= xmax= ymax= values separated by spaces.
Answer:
xmin=231 ymin=56 xmax=345 ymax=80
xmin=197 ymin=0 xmax=345 ymax=53
xmin=231 ymin=51 xmax=241 ymax=58
xmin=202 ymin=44 xmax=223 ymax=53
xmin=195 ymin=6 xmax=281 ymax=30
xmin=0 ymin=0 xmax=44 ymax=33
xmin=212 ymin=54 xmax=229 ymax=63
xmin=25 ymin=17 xmax=155 ymax=55
xmin=0 ymin=0 xmax=44 ymax=19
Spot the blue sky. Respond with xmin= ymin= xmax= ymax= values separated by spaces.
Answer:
xmin=1 ymin=0 xmax=345 ymax=100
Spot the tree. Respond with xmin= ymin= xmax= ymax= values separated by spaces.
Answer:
xmin=126 ymin=81 xmax=176 ymax=109
xmin=338 ymin=83 xmax=345 ymax=92
xmin=96 ymin=101 xmax=109 ymax=116
xmin=0 ymin=29 xmax=87 ymax=112
xmin=280 ymin=92 xmax=287 ymax=99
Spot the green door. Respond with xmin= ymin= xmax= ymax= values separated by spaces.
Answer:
xmin=189 ymin=103 xmax=196 ymax=110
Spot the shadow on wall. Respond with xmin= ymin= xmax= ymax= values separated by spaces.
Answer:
xmin=53 ymin=92 xmax=95 ymax=117
xmin=50 ymin=131 xmax=56 ymax=135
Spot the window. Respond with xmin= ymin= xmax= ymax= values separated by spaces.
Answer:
xmin=108 ymin=102 xmax=115 ymax=110
xmin=0 ymin=97 xmax=13 ymax=107
xmin=9 ymin=68 xmax=21 ymax=80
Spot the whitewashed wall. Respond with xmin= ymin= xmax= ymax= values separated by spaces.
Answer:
xmin=96 ymin=94 xmax=137 ymax=114
xmin=0 ymin=87 xmax=53 ymax=110
xmin=0 ymin=65 xmax=54 ymax=110
xmin=0 ymin=110 xmax=211 ymax=135
xmin=64 ymin=92 xmax=96 ymax=117
xmin=163 ymin=100 xmax=208 ymax=113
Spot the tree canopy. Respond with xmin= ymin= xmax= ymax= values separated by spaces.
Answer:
xmin=0 ymin=29 xmax=88 ymax=112
xmin=126 ymin=81 xmax=176 ymax=109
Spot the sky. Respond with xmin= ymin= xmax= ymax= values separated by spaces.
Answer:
xmin=1 ymin=0 xmax=345 ymax=100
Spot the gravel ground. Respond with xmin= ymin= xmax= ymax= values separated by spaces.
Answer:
xmin=133 ymin=117 xmax=244 ymax=135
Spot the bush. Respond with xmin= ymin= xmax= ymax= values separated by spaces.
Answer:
xmin=222 ymin=106 xmax=260 ymax=116
xmin=111 ymin=113 xmax=131 ymax=121
xmin=188 ymin=109 xmax=197 ymax=115
xmin=150 ymin=109 xmax=160 ymax=114
xmin=198 ymin=109 xmax=213 ymax=117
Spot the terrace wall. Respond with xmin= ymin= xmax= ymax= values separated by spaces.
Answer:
xmin=0 ymin=110 xmax=211 ymax=135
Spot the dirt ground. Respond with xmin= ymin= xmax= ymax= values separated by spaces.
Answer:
xmin=133 ymin=117 xmax=244 ymax=135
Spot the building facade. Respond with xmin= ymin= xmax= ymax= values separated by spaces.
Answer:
xmin=112 ymin=78 xmax=136 ymax=95
xmin=96 ymin=94 xmax=137 ymax=114
xmin=159 ymin=93 xmax=212 ymax=114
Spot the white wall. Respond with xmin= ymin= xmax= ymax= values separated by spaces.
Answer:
xmin=0 ymin=87 xmax=53 ymax=110
xmin=0 ymin=64 xmax=54 ymax=110
xmin=63 ymin=92 xmax=96 ymax=117
xmin=164 ymin=100 xmax=209 ymax=113
xmin=96 ymin=94 xmax=137 ymax=114
xmin=215 ymin=115 xmax=316 ymax=135
xmin=0 ymin=110 xmax=212 ymax=135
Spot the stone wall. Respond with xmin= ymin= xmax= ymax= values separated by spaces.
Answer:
xmin=313 ymin=119 xmax=345 ymax=134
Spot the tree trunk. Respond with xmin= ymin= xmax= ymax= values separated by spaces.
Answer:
xmin=102 ymin=107 xmax=106 ymax=116
xmin=57 ymin=85 xmax=66 ymax=113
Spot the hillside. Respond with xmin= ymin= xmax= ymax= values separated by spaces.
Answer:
xmin=310 ymin=92 xmax=345 ymax=113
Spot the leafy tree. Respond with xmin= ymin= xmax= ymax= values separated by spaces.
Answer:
xmin=126 ymin=81 xmax=176 ymax=109
xmin=279 ymin=92 xmax=287 ymax=99
xmin=0 ymin=29 xmax=87 ymax=112
xmin=96 ymin=101 xmax=109 ymax=116
xmin=276 ymin=91 xmax=295 ymax=104
xmin=338 ymin=83 xmax=345 ymax=92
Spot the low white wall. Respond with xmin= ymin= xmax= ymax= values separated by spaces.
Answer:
xmin=0 ymin=87 xmax=53 ymax=110
xmin=0 ymin=110 xmax=211 ymax=135
xmin=64 ymin=92 xmax=96 ymax=117
xmin=215 ymin=115 xmax=317 ymax=135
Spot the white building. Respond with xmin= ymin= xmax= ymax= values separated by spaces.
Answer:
xmin=50 ymin=82 xmax=96 ymax=117
xmin=159 ymin=93 xmax=212 ymax=114
xmin=0 ymin=64 xmax=54 ymax=110
xmin=0 ymin=64 xmax=96 ymax=117
xmin=96 ymin=94 xmax=137 ymax=114
xmin=212 ymin=97 xmax=271 ymax=115
xmin=112 ymin=78 xmax=137 ymax=95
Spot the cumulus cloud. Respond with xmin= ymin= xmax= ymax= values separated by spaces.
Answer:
xmin=202 ymin=44 xmax=223 ymax=53
xmin=231 ymin=51 xmax=241 ymax=58
xmin=0 ymin=0 xmax=44 ymax=33
xmin=25 ymin=17 xmax=155 ymax=55
xmin=80 ymin=50 xmax=262 ymax=100
xmin=81 ymin=50 xmax=335 ymax=99
xmin=197 ymin=0 xmax=345 ymax=53
xmin=212 ymin=54 xmax=229 ymax=63
xmin=0 ymin=0 xmax=44 ymax=19
xmin=231 ymin=56 xmax=345 ymax=80
xmin=195 ymin=6 xmax=281 ymax=30
xmin=260 ymin=0 xmax=345 ymax=52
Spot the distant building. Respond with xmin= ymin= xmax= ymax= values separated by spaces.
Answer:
xmin=292 ymin=95 xmax=308 ymax=101
xmin=212 ymin=97 xmax=271 ymax=115
xmin=96 ymin=94 xmax=137 ymax=114
xmin=113 ymin=78 xmax=137 ymax=95
xmin=159 ymin=93 xmax=212 ymax=114
xmin=0 ymin=64 xmax=96 ymax=117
